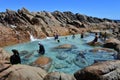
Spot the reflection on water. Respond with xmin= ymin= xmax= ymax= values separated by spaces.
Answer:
xmin=4 ymin=34 xmax=116 ymax=74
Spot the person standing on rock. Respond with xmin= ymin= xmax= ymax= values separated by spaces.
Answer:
xmin=53 ymin=32 xmax=59 ymax=40
xmin=10 ymin=49 xmax=21 ymax=65
xmin=103 ymin=31 xmax=107 ymax=41
xmin=38 ymin=42 xmax=45 ymax=55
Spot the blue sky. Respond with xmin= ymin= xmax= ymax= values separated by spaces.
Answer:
xmin=0 ymin=0 xmax=120 ymax=19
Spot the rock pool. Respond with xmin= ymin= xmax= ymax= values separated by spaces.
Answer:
xmin=4 ymin=34 xmax=116 ymax=74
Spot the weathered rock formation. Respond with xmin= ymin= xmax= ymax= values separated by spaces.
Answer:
xmin=0 ymin=8 xmax=120 ymax=47
xmin=0 ymin=48 xmax=10 ymax=61
xmin=0 ymin=63 xmax=47 ymax=80
xmin=74 ymin=60 xmax=120 ymax=80
xmin=103 ymin=38 xmax=120 ymax=52
xmin=44 ymin=72 xmax=76 ymax=80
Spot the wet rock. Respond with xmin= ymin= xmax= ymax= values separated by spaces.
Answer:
xmin=103 ymin=38 xmax=120 ymax=52
xmin=19 ymin=50 xmax=30 ymax=56
xmin=44 ymin=72 xmax=76 ymax=80
xmin=53 ymin=44 xmax=73 ymax=49
xmin=74 ymin=60 xmax=120 ymax=80
xmin=32 ymin=56 xmax=52 ymax=71
xmin=87 ymin=41 xmax=102 ymax=46
xmin=89 ymin=48 xmax=117 ymax=54
xmin=74 ymin=56 xmax=88 ymax=68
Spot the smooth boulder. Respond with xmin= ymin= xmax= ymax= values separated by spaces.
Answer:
xmin=74 ymin=60 xmax=120 ymax=80
xmin=0 ymin=63 xmax=47 ymax=80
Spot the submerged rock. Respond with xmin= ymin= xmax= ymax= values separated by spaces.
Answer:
xmin=73 ymin=56 xmax=88 ymax=68
xmin=32 ymin=56 xmax=52 ymax=71
xmin=19 ymin=50 xmax=30 ymax=56
xmin=89 ymin=48 xmax=118 ymax=58
xmin=89 ymin=48 xmax=117 ymax=53
xmin=87 ymin=41 xmax=102 ymax=46
xmin=53 ymin=44 xmax=73 ymax=49
xmin=54 ymin=63 xmax=69 ymax=69
xmin=56 ymin=52 xmax=68 ymax=60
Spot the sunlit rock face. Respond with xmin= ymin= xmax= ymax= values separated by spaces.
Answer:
xmin=74 ymin=60 xmax=120 ymax=80
xmin=0 ymin=64 xmax=47 ymax=80
xmin=0 ymin=8 xmax=119 ymax=47
xmin=0 ymin=48 xmax=10 ymax=61
xmin=103 ymin=38 xmax=120 ymax=52
xmin=44 ymin=72 xmax=76 ymax=80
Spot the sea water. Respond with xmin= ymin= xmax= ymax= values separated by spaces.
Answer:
xmin=4 ymin=34 xmax=116 ymax=74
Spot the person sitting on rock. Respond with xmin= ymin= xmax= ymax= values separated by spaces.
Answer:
xmin=38 ymin=42 xmax=45 ymax=55
xmin=10 ymin=49 xmax=21 ymax=65
xmin=93 ymin=33 xmax=99 ymax=43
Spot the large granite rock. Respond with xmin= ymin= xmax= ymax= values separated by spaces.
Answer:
xmin=32 ymin=56 xmax=52 ymax=71
xmin=0 ymin=48 xmax=10 ymax=60
xmin=0 ymin=63 xmax=47 ymax=80
xmin=87 ymin=41 xmax=102 ymax=46
xmin=103 ymin=38 xmax=120 ymax=52
xmin=44 ymin=72 xmax=76 ymax=80
xmin=74 ymin=60 xmax=120 ymax=80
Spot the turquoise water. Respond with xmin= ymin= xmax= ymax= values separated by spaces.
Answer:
xmin=4 ymin=34 xmax=116 ymax=74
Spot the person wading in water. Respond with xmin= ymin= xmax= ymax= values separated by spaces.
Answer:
xmin=38 ymin=42 xmax=45 ymax=55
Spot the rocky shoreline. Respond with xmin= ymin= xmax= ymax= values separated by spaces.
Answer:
xmin=0 ymin=8 xmax=120 ymax=47
xmin=1 ymin=8 xmax=120 ymax=80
